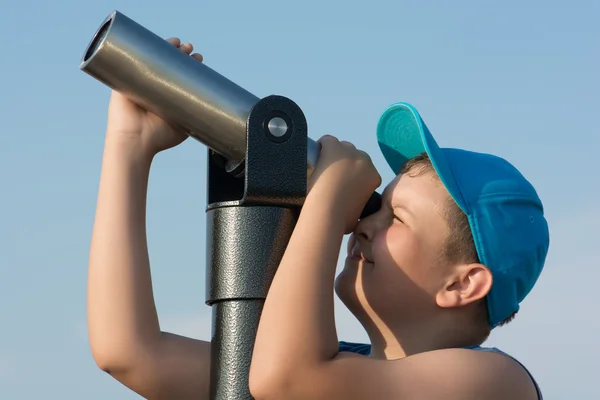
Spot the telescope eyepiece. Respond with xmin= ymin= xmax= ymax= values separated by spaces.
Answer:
xmin=82 ymin=14 xmax=114 ymax=65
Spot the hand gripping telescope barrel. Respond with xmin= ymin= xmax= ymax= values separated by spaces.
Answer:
xmin=81 ymin=11 xmax=381 ymax=400
xmin=80 ymin=10 xmax=380 ymax=210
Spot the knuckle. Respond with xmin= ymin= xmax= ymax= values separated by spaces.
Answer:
xmin=318 ymin=134 xmax=338 ymax=147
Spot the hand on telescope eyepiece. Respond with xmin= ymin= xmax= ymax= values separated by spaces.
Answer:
xmin=105 ymin=37 xmax=205 ymax=157
xmin=307 ymin=135 xmax=381 ymax=234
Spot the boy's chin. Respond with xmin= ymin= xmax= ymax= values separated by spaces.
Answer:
xmin=334 ymin=270 xmax=368 ymax=318
xmin=334 ymin=270 xmax=355 ymax=303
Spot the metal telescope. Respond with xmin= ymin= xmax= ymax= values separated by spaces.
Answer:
xmin=80 ymin=10 xmax=324 ymax=174
xmin=80 ymin=10 xmax=381 ymax=400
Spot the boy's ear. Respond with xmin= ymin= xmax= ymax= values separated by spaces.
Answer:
xmin=436 ymin=264 xmax=493 ymax=308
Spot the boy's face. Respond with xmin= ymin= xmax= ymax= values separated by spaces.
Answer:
xmin=335 ymin=171 xmax=455 ymax=334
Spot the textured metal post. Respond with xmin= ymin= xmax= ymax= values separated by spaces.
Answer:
xmin=206 ymin=207 xmax=299 ymax=399
xmin=205 ymin=96 xmax=307 ymax=399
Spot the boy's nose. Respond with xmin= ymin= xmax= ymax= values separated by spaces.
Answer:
xmin=355 ymin=212 xmax=382 ymax=242
xmin=351 ymin=228 xmax=375 ymax=263
xmin=353 ymin=221 xmax=369 ymax=243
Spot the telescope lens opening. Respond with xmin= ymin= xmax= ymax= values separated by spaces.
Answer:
xmin=84 ymin=19 xmax=111 ymax=62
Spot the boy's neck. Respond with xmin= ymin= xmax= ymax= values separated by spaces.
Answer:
xmin=366 ymin=318 xmax=481 ymax=360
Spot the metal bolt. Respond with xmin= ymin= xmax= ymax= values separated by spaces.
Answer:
xmin=267 ymin=117 xmax=288 ymax=137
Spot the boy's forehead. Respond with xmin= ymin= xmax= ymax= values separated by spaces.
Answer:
xmin=381 ymin=173 xmax=408 ymax=203
xmin=381 ymin=173 xmax=454 ymax=223
xmin=382 ymin=174 xmax=403 ymax=199
xmin=383 ymin=172 xmax=449 ymax=203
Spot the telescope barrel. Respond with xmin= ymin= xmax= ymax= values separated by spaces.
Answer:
xmin=80 ymin=10 xmax=321 ymax=169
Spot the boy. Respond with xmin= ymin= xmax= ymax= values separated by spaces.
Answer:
xmin=88 ymin=38 xmax=548 ymax=399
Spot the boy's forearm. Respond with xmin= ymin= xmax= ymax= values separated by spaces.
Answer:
xmin=87 ymin=135 xmax=160 ymax=367
xmin=251 ymin=190 xmax=345 ymax=388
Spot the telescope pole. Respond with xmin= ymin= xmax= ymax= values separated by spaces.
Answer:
xmin=205 ymin=95 xmax=308 ymax=399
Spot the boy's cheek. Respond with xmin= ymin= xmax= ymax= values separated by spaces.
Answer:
xmin=372 ymin=232 xmax=392 ymax=262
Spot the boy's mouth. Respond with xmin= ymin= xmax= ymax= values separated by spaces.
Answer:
xmin=348 ymin=236 xmax=374 ymax=263
xmin=349 ymin=252 xmax=373 ymax=263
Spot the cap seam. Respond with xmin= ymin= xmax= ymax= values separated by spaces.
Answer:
xmin=476 ymin=192 xmax=541 ymax=201
xmin=468 ymin=210 xmax=488 ymax=268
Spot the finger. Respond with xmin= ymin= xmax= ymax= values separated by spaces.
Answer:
xmin=165 ymin=37 xmax=181 ymax=47
xmin=362 ymin=152 xmax=377 ymax=168
xmin=179 ymin=42 xmax=194 ymax=55
xmin=192 ymin=53 xmax=204 ymax=62
xmin=340 ymin=140 xmax=356 ymax=150
xmin=318 ymin=134 xmax=338 ymax=145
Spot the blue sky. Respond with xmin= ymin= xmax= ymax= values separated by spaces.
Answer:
xmin=1 ymin=0 xmax=598 ymax=398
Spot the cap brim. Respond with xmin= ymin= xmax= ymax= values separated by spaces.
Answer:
xmin=376 ymin=102 xmax=468 ymax=209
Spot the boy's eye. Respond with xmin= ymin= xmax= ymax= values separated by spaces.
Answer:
xmin=394 ymin=214 xmax=404 ymax=223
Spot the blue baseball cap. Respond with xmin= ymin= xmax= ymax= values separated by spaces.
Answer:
xmin=376 ymin=102 xmax=549 ymax=328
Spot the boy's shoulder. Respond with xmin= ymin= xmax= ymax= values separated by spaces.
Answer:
xmin=336 ymin=341 xmax=542 ymax=399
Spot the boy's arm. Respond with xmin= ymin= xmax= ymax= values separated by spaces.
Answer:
xmin=248 ymin=137 xmax=537 ymax=400
xmin=87 ymin=137 xmax=210 ymax=400
xmin=249 ymin=135 xmax=377 ymax=396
